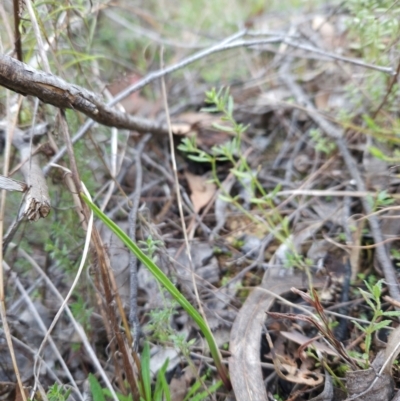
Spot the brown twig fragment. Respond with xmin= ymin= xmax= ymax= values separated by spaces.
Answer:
xmin=12 ymin=0 xmax=22 ymax=61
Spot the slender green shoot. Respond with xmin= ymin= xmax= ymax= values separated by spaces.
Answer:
xmin=80 ymin=193 xmax=231 ymax=390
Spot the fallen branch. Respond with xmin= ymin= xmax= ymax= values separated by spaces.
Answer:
xmin=0 ymin=54 xmax=169 ymax=136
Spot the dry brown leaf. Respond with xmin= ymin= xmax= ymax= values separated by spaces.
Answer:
xmin=169 ymin=366 xmax=197 ymax=401
xmin=312 ymin=16 xmax=335 ymax=49
xmin=184 ymin=171 xmax=216 ymax=213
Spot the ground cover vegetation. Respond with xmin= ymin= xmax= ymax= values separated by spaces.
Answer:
xmin=1 ymin=0 xmax=400 ymax=400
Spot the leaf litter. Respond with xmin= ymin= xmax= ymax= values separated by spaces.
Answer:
xmin=2 ymin=1 xmax=400 ymax=401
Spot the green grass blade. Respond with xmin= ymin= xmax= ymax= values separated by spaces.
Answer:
xmin=141 ymin=342 xmax=152 ymax=401
xmin=81 ymin=193 xmax=231 ymax=389
xmin=88 ymin=373 xmax=106 ymax=401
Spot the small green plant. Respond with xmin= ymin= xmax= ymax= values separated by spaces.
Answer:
xmin=139 ymin=236 xmax=164 ymax=263
xmin=146 ymin=293 xmax=179 ymax=343
xmin=366 ymin=189 xmax=395 ymax=211
xmin=178 ymin=88 xmax=308 ymax=271
xmin=139 ymin=342 xmax=171 ymax=401
xmin=352 ymin=279 xmax=400 ymax=368
xmin=70 ymin=293 xmax=93 ymax=333
xmin=46 ymin=383 xmax=71 ymax=401
xmin=309 ymin=128 xmax=336 ymax=155
xmin=89 ymin=342 xmax=222 ymax=401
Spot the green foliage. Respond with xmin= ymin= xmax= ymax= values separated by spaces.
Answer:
xmin=69 ymin=294 xmax=93 ymax=332
xmin=346 ymin=0 xmax=400 ymax=59
xmin=146 ymin=294 xmax=179 ymax=343
xmin=309 ymin=128 xmax=336 ymax=155
xmin=139 ymin=342 xmax=172 ymax=401
xmin=139 ymin=236 xmax=164 ymax=263
xmin=89 ymin=343 xmax=221 ymax=401
xmin=46 ymin=383 xmax=71 ymax=401
xmin=366 ymin=189 xmax=395 ymax=211
xmin=88 ymin=374 xmax=107 ymax=401
xmin=352 ymin=279 xmax=400 ymax=368
xmin=345 ymin=1 xmax=400 ymax=112
xmin=179 ymin=88 xmax=309 ymax=271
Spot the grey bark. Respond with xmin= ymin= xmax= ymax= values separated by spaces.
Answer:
xmin=0 ymin=54 xmax=169 ymax=135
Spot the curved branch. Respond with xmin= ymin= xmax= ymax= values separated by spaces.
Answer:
xmin=0 ymin=54 xmax=169 ymax=135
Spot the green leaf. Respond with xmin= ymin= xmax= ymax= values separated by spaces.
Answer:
xmin=382 ymin=311 xmax=400 ymax=317
xmin=154 ymin=358 xmax=169 ymax=401
xmin=371 ymin=320 xmax=393 ymax=331
xmin=141 ymin=342 xmax=152 ymax=401
xmin=358 ymin=288 xmax=375 ymax=310
xmin=372 ymin=280 xmax=382 ymax=299
xmin=352 ymin=320 xmax=366 ymax=333
xmin=88 ymin=373 xmax=106 ymax=401
xmin=81 ymin=193 xmax=230 ymax=389
xmin=365 ymin=335 xmax=371 ymax=354
xmin=363 ymin=114 xmax=380 ymax=131
xmin=212 ymin=122 xmax=235 ymax=133
xmin=218 ymin=194 xmax=234 ymax=203
xmin=368 ymin=146 xmax=386 ymax=160
xmin=103 ymin=389 xmax=132 ymax=401
xmin=190 ymin=380 xmax=223 ymax=401
xmin=200 ymin=106 xmax=219 ymax=113
xmin=183 ymin=378 xmax=202 ymax=401
xmin=187 ymin=154 xmax=211 ymax=163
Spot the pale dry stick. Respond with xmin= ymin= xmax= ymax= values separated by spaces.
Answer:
xmin=160 ymin=54 xmax=220 ymax=372
xmin=32 ymin=181 xmax=93 ymax=397
xmin=24 ymin=0 xmax=50 ymax=72
xmin=5 ymin=264 xmax=83 ymax=400
xmin=276 ymin=155 xmax=337 ymax=211
xmin=0 ymin=55 xmax=170 ymax=136
xmin=322 ymin=232 xmax=400 ymax=251
xmin=113 ymin=30 xmax=248 ymax=104
xmin=0 ymin=85 xmax=27 ymax=401
xmin=7 ymin=0 xmax=51 ymax=222
xmin=282 ymin=38 xmax=394 ymax=75
xmin=384 ymin=295 xmax=400 ymax=309
xmin=13 ymin=245 xmax=119 ymax=401
xmin=8 ymin=276 xmax=43 ymax=314
xmin=280 ymin=61 xmax=400 ymax=304
xmin=353 ymin=204 xmax=400 ymax=221
xmin=91 ymin=60 xmax=128 ymax=212
xmin=128 ymin=134 xmax=151 ymax=350
xmin=100 ymin=126 xmax=119 ymax=212
xmin=161 ymin=76 xmax=206 ymax=322
xmin=276 ymin=189 xmax=400 ymax=199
